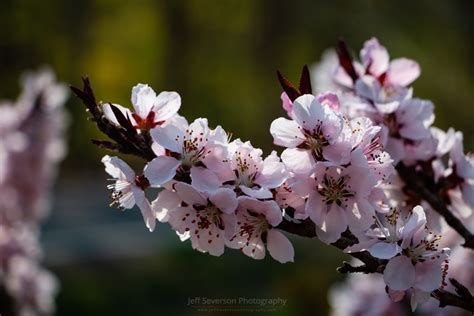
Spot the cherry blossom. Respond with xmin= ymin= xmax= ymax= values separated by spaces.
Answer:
xmin=270 ymin=94 xmax=344 ymax=173
xmin=144 ymin=118 xmax=228 ymax=188
xmin=102 ymin=155 xmax=156 ymax=232
xmin=376 ymin=206 xmax=450 ymax=306
xmin=298 ymin=163 xmax=377 ymax=243
xmin=201 ymin=139 xmax=288 ymax=199
xmin=167 ymin=183 xmax=237 ymax=256
xmin=227 ymin=197 xmax=294 ymax=263
xmin=74 ymin=36 xmax=474 ymax=314
xmin=103 ymin=83 xmax=180 ymax=131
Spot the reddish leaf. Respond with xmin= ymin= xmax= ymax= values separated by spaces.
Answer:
xmin=336 ymin=39 xmax=359 ymax=83
xmin=277 ymin=70 xmax=300 ymax=102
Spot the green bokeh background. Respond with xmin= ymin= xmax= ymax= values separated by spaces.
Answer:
xmin=1 ymin=1 xmax=473 ymax=315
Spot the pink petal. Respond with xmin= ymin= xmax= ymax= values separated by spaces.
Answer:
xmin=150 ymin=123 xmax=184 ymax=153
xmin=190 ymin=166 xmax=221 ymax=192
xmin=281 ymin=148 xmax=314 ymax=174
xmin=132 ymin=187 xmax=156 ymax=232
xmin=144 ymin=156 xmax=180 ymax=187
xmin=174 ymin=182 xmax=206 ymax=206
xmin=240 ymin=186 xmax=273 ymax=199
xmin=306 ymin=192 xmax=325 ymax=225
xmin=151 ymin=189 xmax=180 ymax=222
xmin=209 ymin=188 xmax=238 ymax=214
xmin=270 ymin=117 xmax=305 ymax=148
xmin=131 ymin=83 xmax=157 ymax=118
xmin=292 ymin=94 xmax=325 ymax=131
xmin=317 ymin=204 xmax=347 ymax=244
xmin=384 ymin=256 xmax=415 ymax=291
xmin=400 ymin=205 xmax=426 ymax=241
xmin=280 ymin=92 xmax=293 ymax=117
xmin=386 ymin=58 xmax=421 ymax=86
xmin=415 ymin=261 xmax=443 ymax=292
xmin=255 ymin=153 xmax=287 ymax=189
xmin=266 ymin=229 xmax=294 ymax=263
xmin=154 ymin=91 xmax=181 ymax=121
xmin=368 ymin=242 xmax=401 ymax=259
xmin=360 ymin=38 xmax=389 ymax=76
xmin=102 ymin=155 xmax=135 ymax=182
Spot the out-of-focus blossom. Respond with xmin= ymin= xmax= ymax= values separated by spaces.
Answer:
xmin=0 ymin=68 xmax=67 ymax=316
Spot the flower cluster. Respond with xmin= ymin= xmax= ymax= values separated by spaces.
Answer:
xmin=311 ymin=38 xmax=473 ymax=224
xmin=0 ymin=69 xmax=67 ymax=316
xmin=89 ymin=37 xmax=474 ymax=312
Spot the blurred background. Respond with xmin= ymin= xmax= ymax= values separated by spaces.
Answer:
xmin=1 ymin=0 xmax=474 ymax=315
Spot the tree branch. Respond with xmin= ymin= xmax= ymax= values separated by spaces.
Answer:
xmin=73 ymin=77 xmax=474 ymax=313
xmin=396 ymin=163 xmax=474 ymax=249
xmin=277 ymin=217 xmax=473 ymax=312
xmin=70 ymin=78 xmax=156 ymax=161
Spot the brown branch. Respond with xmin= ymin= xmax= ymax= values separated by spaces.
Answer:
xmin=396 ymin=162 xmax=474 ymax=249
xmin=277 ymin=217 xmax=473 ymax=312
xmin=73 ymin=77 xmax=474 ymax=313
xmin=432 ymin=278 xmax=474 ymax=312
xmin=70 ymin=77 xmax=156 ymax=161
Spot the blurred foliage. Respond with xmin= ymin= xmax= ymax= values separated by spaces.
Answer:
xmin=1 ymin=0 xmax=474 ymax=315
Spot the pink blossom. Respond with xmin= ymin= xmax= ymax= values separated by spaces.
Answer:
xmin=5 ymin=256 xmax=58 ymax=316
xmin=270 ymin=94 xmax=344 ymax=173
xmin=200 ymin=139 xmax=287 ymax=199
xmin=301 ymin=163 xmax=377 ymax=243
xmin=168 ymin=183 xmax=237 ymax=256
xmin=329 ymin=272 xmax=406 ymax=316
xmin=360 ymin=38 xmax=420 ymax=87
xmin=144 ymin=118 xmax=228 ymax=188
xmin=103 ymin=83 xmax=181 ymax=131
xmin=227 ymin=197 xmax=294 ymax=263
xmin=371 ymin=206 xmax=451 ymax=307
xmin=102 ymin=155 xmax=156 ymax=232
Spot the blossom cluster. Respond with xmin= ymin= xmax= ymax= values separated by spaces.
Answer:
xmin=98 ymin=38 xmax=473 ymax=312
xmin=0 ymin=69 xmax=67 ymax=316
xmin=310 ymin=38 xmax=474 ymax=310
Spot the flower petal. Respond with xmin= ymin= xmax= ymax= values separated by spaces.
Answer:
xmin=131 ymin=83 xmax=156 ymax=118
xmin=144 ymin=156 xmax=180 ymax=187
xmin=150 ymin=123 xmax=184 ymax=153
xmin=190 ymin=166 xmax=221 ymax=192
xmin=386 ymin=58 xmax=421 ymax=86
xmin=174 ymin=182 xmax=206 ymax=206
xmin=270 ymin=117 xmax=305 ymax=148
xmin=292 ymin=94 xmax=325 ymax=131
xmin=415 ymin=260 xmax=443 ymax=292
xmin=209 ymin=188 xmax=238 ymax=214
xmin=132 ymin=187 xmax=156 ymax=232
xmin=102 ymin=155 xmax=135 ymax=181
xmin=368 ymin=242 xmax=401 ymax=259
xmin=281 ymin=148 xmax=314 ymax=174
xmin=154 ymin=91 xmax=181 ymax=121
xmin=151 ymin=189 xmax=180 ymax=222
xmin=383 ymin=256 xmax=415 ymax=291
xmin=266 ymin=229 xmax=294 ymax=263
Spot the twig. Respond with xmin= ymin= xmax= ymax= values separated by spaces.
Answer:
xmin=70 ymin=77 xmax=156 ymax=161
xmin=396 ymin=163 xmax=474 ymax=249
xmin=72 ymin=77 xmax=474 ymax=313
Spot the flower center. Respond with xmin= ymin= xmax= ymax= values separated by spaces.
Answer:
xmin=318 ymin=174 xmax=354 ymax=206
xmin=194 ymin=203 xmax=225 ymax=230
xmin=234 ymin=152 xmax=258 ymax=187
xmin=175 ymin=129 xmax=210 ymax=167
xmin=301 ymin=125 xmax=329 ymax=160
xmin=403 ymin=233 xmax=443 ymax=264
